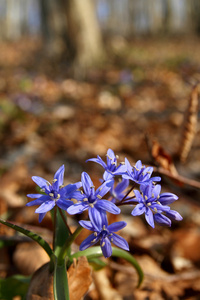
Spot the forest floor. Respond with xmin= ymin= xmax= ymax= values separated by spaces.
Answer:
xmin=0 ymin=36 xmax=200 ymax=300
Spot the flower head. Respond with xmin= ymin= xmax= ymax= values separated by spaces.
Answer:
xmin=26 ymin=165 xmax=81 ymax=222
xmin=79 ymin=213 xmax=129 ymax=258
xmin=110 ymin=178 xmax=129 ymax=203
xmin=67 ymin=172 xmax=120 ymax=225
xmin=131 ymin=183 xmax=182 ymax=228
xmin=122 ymin=158 xmax=161 ymax=185
xmin=86 ymin=149 xmax=126 ymax=181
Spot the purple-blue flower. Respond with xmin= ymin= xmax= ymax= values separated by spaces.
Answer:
xmin=67 ymin=172 xmax=120 ymax=225
xmin=26 ymin=165 xmax=81 ymax=222
xmin=79 ymin=213 xmax=129 ymax=258
xmin=122 ymin=158 xmax=161 ymax=185
xmin=110 ymin=178 xmax=130 ymax=203
xmin=131 ymin=183 xmax=182 ymax=228
xmin=86 ymin=148 xmax=126 ymax=181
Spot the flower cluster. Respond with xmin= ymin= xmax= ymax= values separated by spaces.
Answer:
xmin=27 ymin=149 xmax=182 ymax=258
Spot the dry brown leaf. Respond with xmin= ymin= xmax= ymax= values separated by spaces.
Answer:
xmin=93 ymin=268 xmax=122 ymax=300
xmin=179 ymin=84 xmax=199 ymax=163
xmin=26 ymin=256 xmax=92 ymax=300
xmin=151 ymin=139 xmax=178 ymax=176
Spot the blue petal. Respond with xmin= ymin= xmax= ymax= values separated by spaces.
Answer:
xmin=101 ymin=237 xmax=112 ymax=258
xmin=154 ymin=213 xmax=171 ymax=226
xmin=67 ymin=203 xmax=88 ymax=215
xmin=145 ymin=208 xmax=155 ymax=228
xmin=107 ymin=221 xmax=127 ymax=232
xmin=150 ymin=176 xmax=161 ymax=182
xmin=96 ymin=180 xmax=114 ymax=197
xmin=63 ymin=182 xmax=82 ymax=195
xmin=38 ymin=213 xmax=46 ymax=223
xmin=81 ymin=172 xmax=94 ymax=196
xmin=103 ymin=171 xmax=114 ymax=181
xmin=111 ymin=233 xmax=129 ymax=251
xmin=106 ymin=149 xmax=115 ymax=168
xmin=67 ymin=190 xmax=85 ymax=201
xmin=124 ymin=158 xmax=132 ymax=175
xmin=53 ymin=165 xmax=65 ymax=190
xmin=159 ymin=193 xmax=178 ymax=205
xmin=165 ymin=210 xmax=183 ymax=221
xmin=88 ymin=206 xmax=103 ymax=231
xmin=26 ymin=195 xmax=50 ymax=206
xmin=86 ymin=157 xmax=107 ymax=169
xmin=133 ymin=190 xmax=142 ymax=202
xmin=80 ymin=233 xmax=100 ymax=251
xmin=131 ymin=203 xmax=145 ymax=216
xmin=35 ymin=200 xmax=55 ymax=213
xmin=113 ymin=163 xmax=127 ymax=175
xmin=27 ymin=194 xmax=44 ymax=199
xmin=95 ymin=200 xmax=120 ymax=214
xmin=135 ymin=160 xmax=142 ymax=170
xmin=79 ymin=220 xmax=96 ymax=231
xmin=56 ymin=199 xmax=74 ymax=210
xmin=115 ymin=179 xmax=129 ymax=194
xmin=32 ymin=176 xmax=49 ymax=189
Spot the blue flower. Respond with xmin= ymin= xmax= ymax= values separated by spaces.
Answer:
xmin=131 ymin=183 xmax=182 ymax=228
xmin=110 ymin=178 xmax=130 ymax=203
xmin=26 ymin=165 xmax=81 ymax=222
xmin=79 ymin=213 xmax=129 ymax=258
xmin=122 ymin=158 xmax=161 ymax=185
xmin=67 ymin=172 xmax=120 ymax=224
xmin=86 ymin=148 xmax=127 ymax=181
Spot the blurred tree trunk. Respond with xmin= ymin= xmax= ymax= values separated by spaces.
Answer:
xmin=40 ymin=0 xmax=105 ymax=75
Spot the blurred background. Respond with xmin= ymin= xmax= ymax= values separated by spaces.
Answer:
xmin=0 ymin=1 xmax=200 ymax=299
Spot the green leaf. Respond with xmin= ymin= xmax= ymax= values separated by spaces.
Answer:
xmin=88 ymin=257 xmax=107 ymax=271
xmin=70 ymin=246 xmax=143 ymax=287
xmin=53 ymin=258 xmax=69 ymax=300
xmin=0 ymin=219 xmax=54 ymax=259
xmin=0 ymin=274 xmax=30 ymax=300
xmin=53 ymin=209 xmax=71 ymax=258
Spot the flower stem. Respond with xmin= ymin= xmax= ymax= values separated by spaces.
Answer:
xmin=121 ymin=183 xmax=136 ymax=202
xmin=53 ymin=206 xmax=57 ymax=251
xmin=57 ymin=225 xmax=83 ymax=264
xmin=58 ymin=207 xmax=72 ymax=235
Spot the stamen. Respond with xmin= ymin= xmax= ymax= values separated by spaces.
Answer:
xmin=147 ymin=202 xmax=151 ymax=206
xmin=103 ymin=225 xmax=106 ymax=230
xmin=154 ymin=207 xmax=158 ymax=213
xmin=97 ymin=195 xmax=102 ymax=199
xmin=157 ymin=195 xmax=160 ymax=199
xmin=120 ymin=162 xmax=125 ymax=165
xmin=46 ymin=181 xmax=51 ymax=186
xmin=90 ymin=185 xmax=95 ymax=189
xmin=101 ymin=242 xmax=105 ymax=247
xmin=89 ymin=203 xmax=94 ymax=208
xmin=116 ymin=155 xmax=119 ymax=159
xmin=92 ymin=238 xmax=96 ymax=243
xmin=133 ymin=166 xmax=140 ymax=171
xmin=49 ymin=193 xmax=54 ymax=197
xmin=59 ymin=185 xmax=65 ymax=189
xmin=152 ymin=193 xmax=155 ymax=198
xmin=99 ymin=187 xmax=102 ymax=192
xmin=110 ymin=238 xmax=113 ymax=242
xmin=144 ymin=195 xmax=148 ymax=200
xmin=156 ymin=201 xmax=161 ymax=205
xmin=52 ymin=179 xmax=57 ymax=183
xmin=83 ymin=198 xmax=88 ymax=202
xmin=106 ymin=154 xmax=112 ymax=160
xmin=56 ymin=194 xmax=60 ymax=199
xmin=94 ymin=232 xmax=97 ymax=237
xmin=40 ymin=188 xmax=45 ymax=192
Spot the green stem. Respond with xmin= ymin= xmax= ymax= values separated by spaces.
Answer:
xmin=53 ymin=257 xmax=69 ymax=300
xmin=58 ymin=207 xmax=72 ymax=235
xmin=58 ymin=225 xmax=83 ymax=264
xmin=53 ymin=206 xmax=57 ymax=251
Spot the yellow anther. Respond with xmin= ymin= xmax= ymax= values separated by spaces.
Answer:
xmin=154 ymin=207 xmax=158 ymax=213
xmin=152 ymin=193 xmax=155 ymax=198
xmin=157 ymin=201 xmax=161 ymax=205
xmin=147 ymin=202 xmax=151 ymax=206
xmin=97 ymin=195 xmax=102 ymax=199
xmin=145 ymin=195 xmax=148 ymax=200
xmin=83 ymin=198 xmax=88 ymax=202
xmin=116 ymin=155 xmax=119 ymax=159
xmin=89 ymin=203 xmax=94 ymax=208
xmin=52 ymin=179 xmax=57 ymax=183
xmin=49 ymin=193 xmax=54 ymax=197
xmin=101 ymin=242 xmax=105 ymax=247
xmin=94 ymin=232 xmax=98 ymax=236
